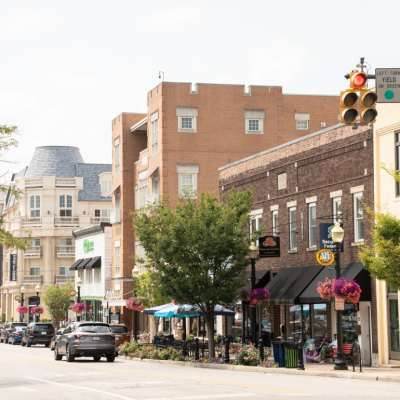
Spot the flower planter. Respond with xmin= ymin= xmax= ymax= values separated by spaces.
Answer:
xmin=71 ymin=302 xmax=86 ymax=313
xmin=126 ymin=297 xmax=144 ymax=311
xmin=239 ymin=288 xmax=270 ymax=307
xmin=317 ymin=277 xmax=361 ymax=304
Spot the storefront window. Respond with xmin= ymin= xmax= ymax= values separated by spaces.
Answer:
xmin=342 ymin=309 xmax=358 ymax=344
xmin=232 ymin=303 xmax=243 ymax=343
xmin=94 ymin=300 xmax=103 ymax=322
xmin=287 ymin=305 xmax=302 ymax=340
xmin=313 ymin=304 xmax=327 ymax=342
xmin=261 ymin=305 xmax=271 ymax=333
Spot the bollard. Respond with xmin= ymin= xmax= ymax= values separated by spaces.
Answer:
xmin=194 ymin=338 xmax=200 ymax=360
xmin=259 ymin=338 xmax=264 ymax=362
xmin=297 ymin=340 xmax=305 ymax=370
xmin=224 ymin=337 xmax=230 ymax=364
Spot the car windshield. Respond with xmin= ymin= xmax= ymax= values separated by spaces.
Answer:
xmin=35 ymin=324 xmax=53 ymax=330
xmin=12 ymin=323 xmax=27 ymax=328
xmin=111 ymin=326 xmax=128 ymax=333
xmin=78 ymin=324 xmax=111 ymax=333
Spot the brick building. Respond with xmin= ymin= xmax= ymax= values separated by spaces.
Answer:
xmin=219 ymin=123 xmax=378 ymax=366
xmin=108 ymin=82 xmax=340 ymax=334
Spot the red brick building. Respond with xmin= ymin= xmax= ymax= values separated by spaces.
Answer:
xmin=219 ymin=123 xmax=377 ymax=366
xmin=109 ymin=82 xmax=340 ymax=334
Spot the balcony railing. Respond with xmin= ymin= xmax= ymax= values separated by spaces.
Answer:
xmin=110 ymin=209 xmax=121 ymax=224
xmin=24 ymin=246 xmax=42 ymax=258
xmin=90 ymin=217 xmax=111 ymax=225
xmin=22 ymin=217 xmax=42 ymax=227
xmin=55 ymin=178 xmax=76 ymax=187
xmin=146 ymin=193 xmax=159 ymax=203
xmin=25 ymin=178 xmax=43 ymax=188
xmin=55 ymin=274 xmax=75 ymax=285
xmin=57 ymin=245 xmax=75 ymax=257
xmin=54 ymin=217 xmax=79 ymax=227
xmin=24 ymin=275 xmax=43 ymax=285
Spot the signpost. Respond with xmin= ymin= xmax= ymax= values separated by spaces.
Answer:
xmin=376 ymin=68 xmax=400 ymax=103
xmin=258 ymin=236 xmax=281 ymax=258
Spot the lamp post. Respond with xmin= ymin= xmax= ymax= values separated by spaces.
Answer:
xmin=76 ymin=277 xmax=82 ymax=322
xmin=20 ymin=286 xmax=25 ymax=323
xmin=249 ymin=241 xmax=259 ymax=345
xmin=331 ymin=222 xmax=348 ymax=371
xmin=132 ymin=273 xmax=138 ymax=342
xmin=35 ymin=284 xmax=40 ymax=323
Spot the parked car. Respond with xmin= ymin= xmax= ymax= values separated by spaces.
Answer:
xmin=7 ymin=327 xmax=26 ymax=345
xmin=54 ymin=322 xmax=116 ymax=363
xmin=50 ymin=328 xmax=65 ymax=350
xmin=110 ymin=324 xmax=130 ymax=347
xmin=21 ymin=322 xmax=54 ymax=347
xmin=0 ymin=322 xmax=27 ymax=343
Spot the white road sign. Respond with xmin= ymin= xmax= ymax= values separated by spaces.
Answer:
xmin=376 ymin=68 xmax=400 ymax=103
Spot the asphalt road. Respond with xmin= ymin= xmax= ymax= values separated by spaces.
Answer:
xmin=1 ymin=342 xmax=400 ymax=400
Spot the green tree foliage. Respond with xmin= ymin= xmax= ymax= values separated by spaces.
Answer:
xmin=131 ymin=189 xmax=254 ymax=357
xmin=41 ymin=282 xmax=74 ymax=323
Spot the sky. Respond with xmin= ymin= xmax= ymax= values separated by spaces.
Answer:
xmin=1 ymin=0 xmax=399 ymax=178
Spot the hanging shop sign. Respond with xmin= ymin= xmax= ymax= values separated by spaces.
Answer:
xmin=68 ymin=289 xmax=77 ymax=298
xmin=319 ymin=223 xmax=344 ymax=253
xmin=258 ymin=236 xmax=281 ymax=258
xmin=14 ymin=295 xmax=21 ymax=302
xmin=334 ymin=297 xmax=345 ymax=311
xmin=316 ymin=249 xmax=335 ymax=266
xmin=83 ymin=238 xmax=94 ymax=253
xmin=10 ymin=254 xmax=17 ymax=281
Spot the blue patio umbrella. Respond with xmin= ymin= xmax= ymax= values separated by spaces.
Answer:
xmin=153 ymin=304 xmax=235 ymax=318
xmin=143 ymin=303 xmax=175 ymax=315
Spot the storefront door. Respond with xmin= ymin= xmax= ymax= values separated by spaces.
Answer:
xmin=388 ymin=289 xmax=400 ymax=360
xmin=358 ymin=304 xmax=371 ymax=365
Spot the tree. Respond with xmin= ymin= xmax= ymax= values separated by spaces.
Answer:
xmin=41 ymin=282 xmax=74 ymax=323
xmin=131 ymin=189 xmax=254 ymax=357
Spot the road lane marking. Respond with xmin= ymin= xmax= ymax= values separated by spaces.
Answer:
xmin=146 ymin=395 xmax=253 ymax=400
xmin=26 ymin=377 xmax=135 ymax=400
xmin=0 ymin=353 xmax=304 ymax=394
xmin=107 ymin=381 xmax=170 ymax=384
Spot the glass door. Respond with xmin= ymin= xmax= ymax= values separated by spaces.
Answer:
xmin=388 ymin=288 xmax=400 ymax=360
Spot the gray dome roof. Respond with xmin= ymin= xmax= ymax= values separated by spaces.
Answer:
xmin=22 ymin=146 xmax=85 ymax=178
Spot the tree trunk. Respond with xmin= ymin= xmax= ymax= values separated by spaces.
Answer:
xmin=205 ymin=312 xmax=215 ymax=359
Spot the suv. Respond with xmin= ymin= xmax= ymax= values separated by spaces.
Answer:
xmin=54 ymin=322 xmax=116 ymax=363
xmin=22 ymin=323 xmax=54 ymax=347
xmin=110 ymin=324 xmax=130 ymax=347
xmin=0 ymin=322 xmax=27 ymax=343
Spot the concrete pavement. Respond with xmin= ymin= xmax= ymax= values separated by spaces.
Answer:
xmin=1 ymin=343 xmax=400 ymax=400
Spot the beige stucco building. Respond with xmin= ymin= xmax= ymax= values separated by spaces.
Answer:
xmin=0 ymin=146 xmax=111 ymax=323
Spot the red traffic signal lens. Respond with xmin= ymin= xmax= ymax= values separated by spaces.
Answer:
xmin=352 ymin=73 xmax=366 ymax=87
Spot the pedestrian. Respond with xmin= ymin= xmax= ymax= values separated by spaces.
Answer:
xmin=175 ymin=318 xmax=183 ymax=340
xmin=315 ymin=333 xmax=337 ymax=363
xmin=192 ymin=318 xmax=198 ymax=337
xmin=66 ymin=318 xmax=72 ymax=327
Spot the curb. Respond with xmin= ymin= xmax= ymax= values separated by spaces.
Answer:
xmin=120 ymin=356 xmax=400 ymax=383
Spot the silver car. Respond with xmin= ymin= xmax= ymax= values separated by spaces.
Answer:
xmin=54 ymin=322 xmax=116 ymax=362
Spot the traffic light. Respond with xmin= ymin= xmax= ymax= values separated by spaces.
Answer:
xmin=340 ymin=90 xmax=358 ymax=123
xmin=349 ymin=72 xmax=367 ymax=89
xmin=360 ymin=90 xmax=378 ymax=123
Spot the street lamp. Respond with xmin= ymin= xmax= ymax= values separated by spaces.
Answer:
xmin=20 ymin=286 xmax=25 ymax=323
xmin=331 ymin=222 xmax=348 ymax=371
xmin=35 ymin=284 xmax=41 ymax=323
xmin=76 ymin=277 xmax=82 ymax=322
xmin=249 ymin=241 xmax=259 ymax=345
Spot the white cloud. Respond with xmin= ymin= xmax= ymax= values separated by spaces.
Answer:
xmin=148 ymin=4 xmax=205 ymax=27
xmin=0 ymin=13 xmax=49 ymax=35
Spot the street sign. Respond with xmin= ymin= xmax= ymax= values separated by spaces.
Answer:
xmin=334 ymin=297 xmax=345 ymax=311
xmin=376 ymin=68 xmax=400 ymax=103
xmin=68 ymin=289 xmax=77 ymax=298
xmin=258 ymin=236 xmax=280 ymax=258
xmin=319 ymin=223 xmax=344 ymax=253
xmin=14 ymin=295 xmax=21 ymax=302
xmin=21 ymin=314 xmax=24 ymax=319
xmin=316 ymin=249 xmax=335 ymax=266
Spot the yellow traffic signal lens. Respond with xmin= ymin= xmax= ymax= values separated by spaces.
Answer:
xmin=360 ymin=91 xmax=377 ymax=107
xmin=361 ymin=108 xmax=377 ymax=123
xmin=342 ymin=108 xmax=358 ymax=123
xmin=341 ymin=92 xmax=358 ymax=106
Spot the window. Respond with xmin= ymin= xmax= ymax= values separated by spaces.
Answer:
xmin=114 ymin=137 xmax=120 ymax=174
xmin=296 ymin=120 xmax=308 ymax=130
xmin=152 ymin=177 xmax=159 ymax=198
xmin=95 ymin=209 xmax=100 ymax=217
xmin=135 ymin=185 xmax=138 ymax=210
xmin=244 ymin=109 xmax=265 ymax=134
xmin=30 ymin=267 xmax=40 ymax=276
xmin=333 ymin=197 xmax=342 ymax=223
xmin=354 ymin=192 xmax=364 ymax=242
xmin=94 ymin=268 xmax=101 ymax=283
xmin=248 ymin=119 xmax=260 ymax=131
xmin=250 ymin=214 xmax=262 ymax=245
xmin=289 ymin=207 xmax=297 ymax=250
xmin=29 ymin=196 xmax=40 ymax=217
xmin=177 ymin=107 xmax=198 ymax=132
xmin=396 ymin=132 xmax=400 ymax=196
xmin=309 ymin=203 xmax=317 ymax=248
xmin=177 ymin=164 xmax=198 ymax=197
xmin=181 ymin=174 xmax=193 ymax=191
xmin=101 ymin=181 xmax=112 ymax=193
xmin=142 ymin=154 xmax=148 ymax=165
xmin=272 ymin=211 xmax=279 ymax=235
xmin=115 ymin=241 xmax=121 ymax=276
xmin=181 ymin=117 xmax=193 ymax=129
xmin=115 ymin=193 xmax=121 ymax=210
xmin=152 ymin=120 xmax=159 ymax=154
xmin=60 ymin=238 xmax=72 ymax=246
xmin=139 ymin=179 xmax=148 ymax=208
xmin=59 ymin=195 xmax=72 ymax=217
xmin=95 ymin=210 xmax=110 ymax=218
xmin=30 ymin=238 xmax=40 ymax=246
xmin=59 ymin=266 xmax=72 ymax=275
xmin=86 ymin=269 xmax=93 ymax=283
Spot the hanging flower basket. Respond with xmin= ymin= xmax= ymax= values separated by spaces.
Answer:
xmin=17 ymin=306 xmax=28 ymax=314
xmin=31 ymin=306 xmax=44 ymax=315
xmin=71 ymin=303 xmax=86 ymax=314
xmin=238 ymin=288 xmax=270 ymax=307
xmin=126 ymin=298 xmax=144 ymax=311
xmin=332 ymin=278 xmax=362 ymax=304
xmin=317 ymin=278 xmax=333 ymax=300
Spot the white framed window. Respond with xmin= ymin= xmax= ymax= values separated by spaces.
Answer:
xmin=115 ymin=192 xmax=121 ymax=210
xmin=114 ymin=137 xmax=120 ymax=174
xmin=30 ymin=267 xmax=40 ymax=276
xmin=94 ymin=268 xmax=101 ymax=283
xmin=152 ymin=177 xmax=159 ymax=198
xmin=115 ymin=241 xmax=121 ymax=276
xmin=248 ymin=119 xmax=261 ymax=132
xmin=59 ymin=195 xmax=72 ymax=217
xmin=289 ymin=207 xmax=297 ymax=250
xmin=354 ymin=192 xmax=364 ymax=242
xmin=250 ymin=214 xmax=262 ymax=245
xmin=29 ymin=195 xmax=40 ymax=217
xmin=60 ymin=238 xmax=72 ymax=246
xmin=244 ymin=109 xmax=265 ymax=134
xmin=86 ymin=269 xmax=93 ymax=284
xmin=139 ymin=179 xmax=148 ymax=208
xmin=101 ymin=181 xmax=112 ymax=193
xmin=95 ymin=209 xmax=100 ymax=217
xmin=272 ymin=211 xmax=279 ymax=235
xmin=181 ymin=117 xmax=193 ymax=129
xmin=135 ymin=185 xmax=138 ymax=210
xmin=181 ymin=174 xmax=193 ymax=191
xmin=308 ymin=203 xmax=317 ymax=248
xmin=177 ymin=164 xmax=198 ymax=197
xmin=59 ymin=266 xmax=72 ymax=276
xmin=296 ymin=120 xmax=308 ymax=130
xmin=176 ymin=107 xmax=198 ymax=133
xmin=152 ymin=120 xmax=159 ymax=154
xmin=101 ymin=209 xmax=110 ymax=217
xmin=333 ymin=197 xmax=342 ymax=223
xmin=30 ymin=238 xmax=40 ymax=246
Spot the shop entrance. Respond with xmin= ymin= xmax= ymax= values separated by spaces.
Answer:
xmin=388 ymin=288 xmax=400 ymax=360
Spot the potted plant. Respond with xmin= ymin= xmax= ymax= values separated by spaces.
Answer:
xmin=31 ymin=306 xmax=44 ymax=316
xmin=239 ymin=288 xmax=270 ymax=307
xmin=71 ymin=302 xmax=86 ymax=316
xmin=16 ymin=306 xmax=29 ymax=314
xmin=317 ymin=277 xmax=362 ymax=304
xmin=317 ymin=278 xmax=333 ymax=300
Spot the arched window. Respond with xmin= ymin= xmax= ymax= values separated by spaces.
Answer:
xmin=29 ymin=195 xmax=40 ymax=217
xmin=59 ymin=195 xmax=72 ymax=216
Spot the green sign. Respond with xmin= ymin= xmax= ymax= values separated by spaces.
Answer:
xmin=83 ymin=238 xmax=94 ymax=253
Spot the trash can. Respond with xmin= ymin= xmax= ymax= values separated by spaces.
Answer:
xmin=272 ymin=341 xmax=285 ymax=367
xmin=284 ymin=342 xmax=298 ymax=368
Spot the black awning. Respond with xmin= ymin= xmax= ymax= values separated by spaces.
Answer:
xmin=85 ymin=256 xmax=101 ymax=269
xmin=245 ymin=270 xmax=271 ymax=289
xmin=77 ymin=258 xmax=92 ymax=270
xmin=264 ymin=266 xmax=324 ymax=305
xmin=70 ymin=259 xmax=84 ymax=271
xmin=299 ymin=261 xmax=371 ymax=304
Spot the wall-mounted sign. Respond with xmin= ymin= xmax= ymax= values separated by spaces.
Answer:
xmin=68 ymin=289 xmax=77 ymax=298
xmin=83 ymin=238 xmax=94 ymax=253
xmin=258 ymin=236 xmax=281 ymax=258
xmin=104 ymin=308 xmax=110 ymax=317
xmin=10 ymin=254 xmax=17 ymax=281
xmin=14 ymin=295 xmax=21 ymax=302
xmin=316 ymin=249 xmax=335 ymax=266
xmin=334 ymin=297 xmax=345 ymax=311
xmin=106 ymin=291 xmax=120 ymax=300
xmin=319 ymin=223 xmax=344 ymax=253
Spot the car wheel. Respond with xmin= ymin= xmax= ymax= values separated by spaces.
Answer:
xmin=26 ymin=341 xmax=32 ymax=347
xmin=21 ymin=338 xmax=26 ymax=347
xmin=66 ymin=345 xmax=75 ymax=363
xmin=45 ymin=343 xmax=50 ymax=348
xmin=106 ymin=355 xmax=115 ymax=363
xmin=93 ymin=356 xmax=101 ymax=362
xmin=54 ymin=345 xmax=62 ymax=361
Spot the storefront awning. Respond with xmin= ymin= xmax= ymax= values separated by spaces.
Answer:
xmin=85 ymin=256 xmax=101 ymax=269
xmin=299 ymin=262 xmax=371 ymax=304
xmin=264 ymin=266 xmax=324 ymax=305
xmin=245 ymin=270 xmax=271 ymax=289
xmin=77 ymin=258 xmax=93 ymax=270
xmin=101 ymin=300 xmax=127 ymax=307
xmin=70 ymin=259 xmax=83 ymax=271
